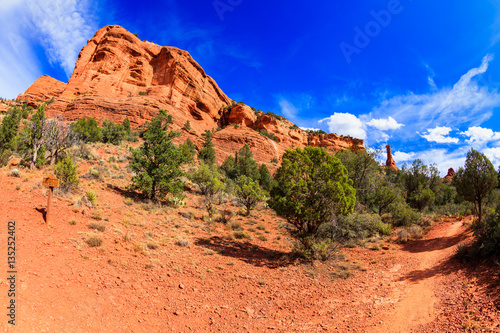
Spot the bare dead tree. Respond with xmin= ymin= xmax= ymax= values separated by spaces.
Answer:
xmin=45 ymin=116 xmax=80 ymax=165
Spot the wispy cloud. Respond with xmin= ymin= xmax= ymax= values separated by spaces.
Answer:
xmin=276 ymin=94 xmax=315 ymax=123
xmin=0 ymin=0 xmax=97 ymax=98
xmin=0 ymin=1 xmax=41 ymax=98
xmin=27 ymin=0 xmax=97 ymax=77
xmin=370 ymin=54 xmax=500 ymax=138
xmin=420 ymin=126 xmax=459 ymax=144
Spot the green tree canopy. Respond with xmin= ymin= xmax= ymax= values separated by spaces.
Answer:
xmin=235 ymin=175 xmax=264 ymax=216
xmin=453 ymin=149 xmax=498 ymax=223
xmin=258 ymin=163 xmax=274 ymax=192
xmin=190 ymin=164 xmax=225 ymax=217
xmin=399 ymin=159 xmax=440 ymax=210
xmin=129 ymin=110 xmax=186 ymax=200
xmin=198 ymin=130 xmax=215 ymax=165
xmin=179 ymin=138 xmax=197 ymax=163
xmin=0 ymin=107 xmax=22 ymax=152
xmin=269 ymin=146 xmax=356 ymax=248
xmin=236 ymin=144 xmax=260 ymax=181
xmin=335 ymin=148 xmax=380 ymax=206
xmin=19 ymin=104 xmax=47 ymax=169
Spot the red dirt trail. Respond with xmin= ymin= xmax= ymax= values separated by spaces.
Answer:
xmin=0 ymin=170 xmax=499 ymax=332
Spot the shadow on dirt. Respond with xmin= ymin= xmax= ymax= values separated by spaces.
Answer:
xmin=401 ymin=231 xmax=470 ymax=254
xmin=35 ymin=207 xmax=47 ymax=223
xmin=398 ymin=223 xmax=500 ymax=310
xmin=106 ymin=184 xmax=141 ymax=199
xmin=194 ymin=236 xmax=297 ymax=269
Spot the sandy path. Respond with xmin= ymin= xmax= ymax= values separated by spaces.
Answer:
xmin=377 ymin=220 xmax=468 ymax=332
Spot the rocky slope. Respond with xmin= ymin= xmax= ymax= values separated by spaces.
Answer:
xmin=18 ymin=25 xmax=364 ymax=164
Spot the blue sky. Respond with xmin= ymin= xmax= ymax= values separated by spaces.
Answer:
xmin=1 ymin=0 xmax=500 ymax=174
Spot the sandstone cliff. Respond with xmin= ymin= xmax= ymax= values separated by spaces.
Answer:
xmin=18 ymin=25 xmax=364 ymax=165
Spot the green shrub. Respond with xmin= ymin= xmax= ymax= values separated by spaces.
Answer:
xmin=389 ymin=201 xmax=421 ymax=227
xmin=139 ymin=91 xmax=147 ymax=96
xmin=325 ymin=213 xmax=385 ymax=242
xmin=86 ymin=190 xmax=97 ymax=204
xmin=101 ymin=120 xmax=126 ymax=145
xmin=0 ymin=149 xmax=12 ymax=166
xmin=10 ymin=168 xmax=19 ymax=177
xmin=54 ymin=157 xmax=79 ymax=191
xmin=179 ymin=139 xmax=197 ymax=163
xmin=198 ymin=130 xmax=215 ymax=165
xmin=71 ymin=117 xmax=102 ymax=143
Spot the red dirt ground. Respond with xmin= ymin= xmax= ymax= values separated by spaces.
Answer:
xmin=1 ymin=155 xmax=499 ymax=332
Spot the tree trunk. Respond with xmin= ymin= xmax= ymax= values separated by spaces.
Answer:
xmin=478 ymin=198 xmax=482 ymax=224
xmin=50 ymin=149 xmax=57 ymax=166
xmin=31 ymin=149 xmax=38 ymax=170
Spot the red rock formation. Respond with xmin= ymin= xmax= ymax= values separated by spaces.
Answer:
xmin=386 ymin=144 xmax=398 ymax=172
xmin=17 ymin=25 xmax=365 ymax=165
xmin=17 ymin=75 xmax=66 ymax=108
xmin=443 ymin=168 xmax=455 ymax=181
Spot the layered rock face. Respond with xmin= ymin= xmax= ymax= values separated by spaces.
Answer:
xmin=18 ymin=25 xmax=364 ymax=166
xmin=17 ymin=75 xmax=66 ymax=107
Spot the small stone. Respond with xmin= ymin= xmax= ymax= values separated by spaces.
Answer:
xmin=179 ymin=283 xmax=185 ymax=289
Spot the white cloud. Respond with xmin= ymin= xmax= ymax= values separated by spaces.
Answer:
xmin=420 ymin=126 xmax=459 ymax=144
xmin=370 ymin=54 xmax=500 ymax=139
xmin=0 ymin=0 xmax=97 ymax=98
xmin=414 ymin=149 xmax=467 ymax=176
xmin=319 ymin=112 xmax=366 ymax=140
xmin=366 ymin=116 xmax=404 ymax=131
xmin=300 ymin=127 xmax=321 ymax=132
xmin=27 ymin=0 xmax=97 ymax=77
xmin=0 ymin=2 xmax=41 ymax=98
xmin=483 ymin=147 xmax=500 ymax=167
xmin=393 ymin=151 xmax=416 ymax=162
xmin=460 ymin=126 xmax=500 ymax=144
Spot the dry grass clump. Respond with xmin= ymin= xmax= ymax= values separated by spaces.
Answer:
xmin=88 ymin=222 xmax=106 ymax=232
xmin=86 ymin=234 xmax=103 ymax=247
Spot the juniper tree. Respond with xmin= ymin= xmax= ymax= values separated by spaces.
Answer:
xmin=198 ymin=130 xmax=215 ymax=165
xmin=129 ymin=110 xmax=186 ymax=200
xmin=269 ymin=146 xmax=356 ymax=249
xmin=453 ymin=149 xmax=498 ymax=223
